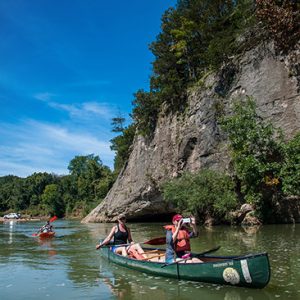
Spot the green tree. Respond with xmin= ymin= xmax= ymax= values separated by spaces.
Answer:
xmin=0 ymin=176 xmax=22 ymax=211
xmin=132 ymin=0 xmax=256 ymax=137
xmin=24 ymin=172 xmax=57 ymax=207
xmin=41 ymin=184 xmax=64 ymax=217
xmin=162 ymin=169 xmax=237 ymax=222
xmin=221 ymin=97 xmax=284 ymax=218
xmin=110 ymin=124 xmax=136 ymax=173
xmin=111 ymin=114 xmax=125 ymax=133
xmin=67 ymin=154 xmax=114 ymax=216
xmin=281 ymin=133 xmax=300 ymax=195
xmin=131 ymin=90 xmax=159 ymax=137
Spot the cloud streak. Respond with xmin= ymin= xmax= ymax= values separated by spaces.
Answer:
xmin=33 ymin=92 xmax=115 ymax=120
xmin=0 ymin=120 xmax=114 ymax=177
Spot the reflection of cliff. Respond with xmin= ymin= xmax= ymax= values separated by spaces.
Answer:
xmin=83 ymin=41 xmax=300 ymax=223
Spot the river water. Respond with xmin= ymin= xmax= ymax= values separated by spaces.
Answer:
xmin=0 ymin=220 xmax=299 ymax=300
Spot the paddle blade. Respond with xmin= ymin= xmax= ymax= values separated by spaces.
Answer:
xmin=32 ymin=233 xmax=38 ymax=236
xmin=49 ymin=216 xmax=57 ymax=222
xmin=195 ymin=245 xmax=221 ymax=257
xmin=144 ymin=237 xmax=166 ymax=245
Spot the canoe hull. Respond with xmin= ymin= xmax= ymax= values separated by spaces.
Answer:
xmin=39 ymin=232 xmax=55 ymax=239
xmin=100 ymin=247 xmax=270 ymax=288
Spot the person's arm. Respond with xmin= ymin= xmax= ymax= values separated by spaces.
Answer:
xmin=172 ymin=219 xmax=183 ymax=243
xmin=127 ymin=227 xmax=133 ymax=243
xmin=189 ymin=216 xmax=198 ymax=237
xmin=96 ymin=226 xmax=116 ymax=249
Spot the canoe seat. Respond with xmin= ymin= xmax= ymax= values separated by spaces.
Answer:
xmin=141 ymin=253 xmax=165 ymax=261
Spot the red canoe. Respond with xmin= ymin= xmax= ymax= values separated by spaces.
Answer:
xmin=38 ymin=232 xmax=55 ymax=239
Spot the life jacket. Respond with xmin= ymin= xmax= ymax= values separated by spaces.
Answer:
xmin=164 ymin=225 xmax=191 ymax=252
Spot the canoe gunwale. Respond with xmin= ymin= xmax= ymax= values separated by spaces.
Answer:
xmin=107 ymin=247 xmax=268 ymax=266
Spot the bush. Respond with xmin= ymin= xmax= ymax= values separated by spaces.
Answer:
xmin=281 ymin=133 xmax=300 ymax=195
xmin=221 ymin=98 xmax=284 ymax=210
xmin=162 ymin=169 xmax=238 ymax=221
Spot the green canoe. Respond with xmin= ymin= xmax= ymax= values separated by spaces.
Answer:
xmin=100 ymin=246 xmax=270 ymax=288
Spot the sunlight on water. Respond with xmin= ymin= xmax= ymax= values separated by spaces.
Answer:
xmin=0 ymin=220 xmax=299 ymax=299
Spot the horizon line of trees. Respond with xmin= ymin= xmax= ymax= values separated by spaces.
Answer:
xmin=0 ymin=154 xmax=114 ymax=217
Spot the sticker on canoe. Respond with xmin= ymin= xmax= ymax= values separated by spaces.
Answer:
xmin=213 ymin=261 xmax=233 ymax=268
xmin=223 ymin=267 xmax=240 ymax=285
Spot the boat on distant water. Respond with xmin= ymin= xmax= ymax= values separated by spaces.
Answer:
xmin=100 ymin=246 xmax=270 ymax=288
xmin=38 ymin=231 xmax=55 ymax=239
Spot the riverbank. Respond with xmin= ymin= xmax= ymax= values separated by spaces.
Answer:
xmin=0 ymin=217 xmax=43 ymax=222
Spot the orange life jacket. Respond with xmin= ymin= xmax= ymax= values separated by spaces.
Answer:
xmin=164 ymin=225 xmax=191 ymax=252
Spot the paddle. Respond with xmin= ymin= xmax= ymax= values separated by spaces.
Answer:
xmin=144 ymin=236 xmax=166 ymax=245
xmin=32 ymin=216 xmax=57 ymax=236
xmin=161 ymin=245 xmax=221 ymax=268
xmin=97 ymin=236 xmax=167 ymax=249
xmin=194 ymin=245 xmax=221 ymax=258
xmin=49 ymin=216 xmax=57 ymax=222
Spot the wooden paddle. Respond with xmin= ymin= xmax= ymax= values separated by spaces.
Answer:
xmin=143 ymin=236 xmax=166 ymax=245
xmin=97 ymin=236 xmax=167 ymax=249
xmin=161 ymin=245 xmax=221 ymax=268
xmin=32 ymin=216 xmax=57 ymax=236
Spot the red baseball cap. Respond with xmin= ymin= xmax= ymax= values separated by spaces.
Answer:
xmin=172 ymin=214 xmax=183 ymax=222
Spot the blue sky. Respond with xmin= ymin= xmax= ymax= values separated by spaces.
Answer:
xmin=0 ymin=0 xmax=176 ymax=177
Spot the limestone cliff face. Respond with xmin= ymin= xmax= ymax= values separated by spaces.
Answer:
xmin=82 ymin=42 xmax=300 ymax=223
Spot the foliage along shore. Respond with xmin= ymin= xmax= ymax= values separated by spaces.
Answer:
xmin=0 ymin=154 xmax=115 ymax=219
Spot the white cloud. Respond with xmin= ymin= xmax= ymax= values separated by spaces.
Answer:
xmin=34 ymin=92 xmax=56 ymax=102
xmin=82 ymin=102 xmax=112 ymax=117
xmin=0 ymin=120 xmax=115 ymax=177
xmin=49 ymin=101 xmax=113 ymax=119
xmin=33 ymin=92 xmax=115 ymax=119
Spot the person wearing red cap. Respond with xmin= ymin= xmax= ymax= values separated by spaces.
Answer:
xmin=164 ymin=214 xmax=198 ymax=263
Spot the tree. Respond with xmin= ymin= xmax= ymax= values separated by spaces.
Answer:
xmin=110 ymin=124 xmax=136 ymax=173
xmin=281 ymin=133 xmax=300 ymax=195
xmin=41 ymin=184 xmax=64 ymax=217
xmin=221 ymin=97 xmax=284 ymax=218
xmin=24 ymin=172 xmax=57 ymax=207
xmin=131 ymin=90 xmax=160 ymax=136
xmin=163 ymin=169 xmax=237 ymax=222
xmin=67 ymin=154 xmax=114 ymax=215
xmin=256 ymin=0 xmax=300 ymax=52
xmin=111 ymin=114 xmax=125 ymax=133
xmin=132 ymin=0 xmax=256 ymax=137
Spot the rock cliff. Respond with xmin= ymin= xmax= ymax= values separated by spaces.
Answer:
xmin=82 ymin=42 xmax=300 ymax=223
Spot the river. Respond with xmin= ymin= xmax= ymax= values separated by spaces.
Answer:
xmin=0 ymin=220 xmax=299 ymax=300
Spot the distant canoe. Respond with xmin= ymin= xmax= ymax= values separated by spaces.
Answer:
xmin=100 ymin=247 xmax=270 ymax=288
xmin=38 ymin=232 xmax=55 ymax=239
